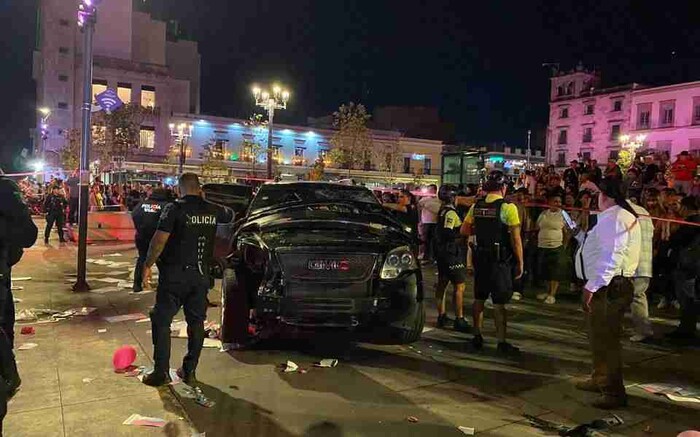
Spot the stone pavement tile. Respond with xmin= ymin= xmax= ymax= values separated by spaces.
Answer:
xmin=630 ymin=350 xmax=700 ymax=382
xmin=62 ymin=391 xmax=193 ymax=436
xmin=482 ymin=412 xmax=578 ymax=436
xmin=621 ymin=415 xmax=700 ymax=436
xmin=7 ymin=364 xmax=61 ymax=414
xmin=398 ymin=381 xmax=549 ymax=432
xmin=3 ymin=406 xmax=64 ymax=437
xmin=351 ymin=352 xmax=455 ymax=392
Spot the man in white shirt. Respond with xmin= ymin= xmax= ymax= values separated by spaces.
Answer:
xmin=418 ymin=185 xmax=441 ymax=262
xmin=574 ymin=179 xmax=641 ymax=409
xmin=627 ymin=200 xmax=654 ymax=342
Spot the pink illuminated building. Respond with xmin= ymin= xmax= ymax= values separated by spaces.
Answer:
xmin=547 ymin=65 xmax=700 ymax=167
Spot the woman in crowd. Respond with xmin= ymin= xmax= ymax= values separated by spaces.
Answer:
xmin=536 ymin=193 xmax=569 ymax=304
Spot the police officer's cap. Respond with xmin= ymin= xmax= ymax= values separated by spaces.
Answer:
xmin=483 ymin=170 xmax=507 ymax=192
xmin=438 ymin=184 xmax=458 ymax=202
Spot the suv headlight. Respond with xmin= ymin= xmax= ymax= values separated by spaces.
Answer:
xmin=380 ymin=246 xmax=418 ymax=279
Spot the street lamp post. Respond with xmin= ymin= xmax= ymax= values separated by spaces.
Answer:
xmin=169 ymin=122 xmax=193 ymax=175
xmin=73 ymin=0 xmax=100 ymax=293
xmin=37 ymin=107 xmax=51 ymax=183
xmin=526 ymin=129 xmax=532 ymax=169
xmin=252 ymin=84 xmax=290 ymax=179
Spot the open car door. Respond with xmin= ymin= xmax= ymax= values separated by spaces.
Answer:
xmin=203 ymin=183 xmax=254 ymax=272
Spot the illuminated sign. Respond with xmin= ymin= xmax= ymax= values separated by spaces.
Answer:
xmin=488 ymin=155 xmax=504 ymax=163
xmin=411 ymin=154 xmax=426 ymax=160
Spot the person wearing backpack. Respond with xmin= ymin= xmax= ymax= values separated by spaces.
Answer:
xmin=666 ymin=195 xmax=700 ymax=343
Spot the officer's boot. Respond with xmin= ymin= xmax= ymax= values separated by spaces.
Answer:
xmin=0 ymin=331 xmax=20 ymax=399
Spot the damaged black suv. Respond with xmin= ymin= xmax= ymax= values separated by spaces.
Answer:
xmin=212 ymin=182 xmax=425 ymax=346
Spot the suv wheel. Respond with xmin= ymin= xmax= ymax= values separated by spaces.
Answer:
xmin=395 ymin=300 xmax=425 ymax=344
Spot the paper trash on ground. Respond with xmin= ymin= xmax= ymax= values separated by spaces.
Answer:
xmin=129 ymin=290 xmax=154 ymax=295
xmin=103 ymin=253 xmax=123 ymax=257
xmin=135 ymin=318 xmax=151 ymax=324
xmin=93 ymin=260 xmax=112 ymax=266
xmin=104 ymin=313 xmax=147 ymax=323
xmin=284 ymin=361 xmax=299 ymax=373
xmin=82 ymin=378 xmax=94 ymax=383
xmin=12 ymin=277 xmax=31 ymax=281
xmin=666 ymin=393 xmax=700 ymax=403
xmin=93 ymin=277 xmax=123 ymax=284
xmin=314 ymin=359 xmax=339 ymax=368
xmin=89 ymin=287 xmax=123 ymax=294
xmin=203 ymin=338 xmax=222 ymax=349
xmin=107 ymin=261 xmax=131 ymax=268
xmin=122 ymin=414 xmax=167 ymax=428
xmin=97 ymin=329 xmax=107 ymax=333
xmin=17 ymin=343 xmax=38 ymax=351
xmin=458 ymin=426 xmax=476 ymax=435
xmin=11 ymin=286 xmax=23 ymax=291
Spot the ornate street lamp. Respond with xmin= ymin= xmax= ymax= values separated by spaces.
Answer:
xmin=169 ymin=122 xmax=193 ymax=175
xmin=252 ymin=84 xmax=290 ymax=179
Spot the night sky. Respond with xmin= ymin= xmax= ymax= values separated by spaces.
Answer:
xmin=1 ymin=0 xmax=698 ymax=171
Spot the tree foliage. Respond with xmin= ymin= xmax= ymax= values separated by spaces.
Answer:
xmin=307 ymin=158 xmax=325 ymax=181
xmin=60 ymin=129 xmax=81 ymax=171
xmin=329 ymin=102 xmax=374 ymax=170
xmin=91 ymin=103 xmax=147 ymax=171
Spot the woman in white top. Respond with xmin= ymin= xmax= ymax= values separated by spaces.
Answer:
xmin=536 ymin=193 xmax=569 ymax=304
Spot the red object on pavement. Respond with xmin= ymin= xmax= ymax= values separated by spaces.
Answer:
xmin=112 ymin=345 xmax=137 ymax=371
xmin=20 ymin=326 xmax=35 ymax=335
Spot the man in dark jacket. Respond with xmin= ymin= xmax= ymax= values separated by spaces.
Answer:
xmin=44 ymin=185 xmax=68 ymax=244
xmin=0 ymin=170 xmax=38 ymax=431
xmin=132 ymin=188 xmax=171 ymax=292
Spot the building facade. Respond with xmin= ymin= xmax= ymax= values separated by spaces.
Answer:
xmin=33 ymin=0 xmax=200 ymax=165
xmin=547 ymin=65 xmax=700 ymax=166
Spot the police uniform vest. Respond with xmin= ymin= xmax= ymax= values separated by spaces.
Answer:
xmin=472 ymin=198 xmax=513 ymax=262
xmin=435 ymin=204 xmax=461 ymax=257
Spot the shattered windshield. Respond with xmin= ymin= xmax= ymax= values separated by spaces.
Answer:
xmin=250 ymin=184 xmax=380 ymax=213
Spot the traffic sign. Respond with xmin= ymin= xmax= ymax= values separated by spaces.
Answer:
xmin=95 ymin=89 xmax=123 ymax=113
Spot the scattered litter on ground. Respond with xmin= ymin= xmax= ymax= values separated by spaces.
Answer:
xmin=283 ymin=361 xmax=299 ymax=373
xmin=135 ymin=318 xmax=150 ymax=324
xmin=406 ymin=416 xmax=419 ymax=423
xmin=666 ymin=394 xmax=700 ymax=403
xmin=314 ymin=359 xmax=339 ymax=368
xmin=97 ymin=329 xmax=107 ymax=333
xmin=118 ymin=282 xmax=132 ymax=289
xmin=20 ymin=326 xmax=35 ymax=335
xmin=93 ymin=259 xmax=112 ymax=266
xmin=112 ymin=345 xmax=137 ymax=370
xmin=82 ymin=378 xmax=94 ymax=383
xmin=205 ymin=321 xmax=220 ymax=339
xmin=203 ymin=338 xmax=222 ymax=349
xmin=182 ymin=386 xmax=215 ymax=408
xmin=89 ymin=287 xmax=122 ymax=294
xmin=11 ymin=286 xmax=23 ymax=291
xmin=16 ymin=308 xmax=93 ymax=324
xmin=103 ymin=253 xmax=123 ymax=257
xmin=86 ymin=259 xmax=97 ymax=263
xmin=171 ymin=321 xmax=188 ymax=338
xmin=12 ymin=277 xmax=31 ymax=281
xmin=16 ymin=310 xmax=36 ymax=322
xmin=122 ymin=414 xmax=167 ymax=428
xmin=458 ymin=426 xmax=475 ymax=435
xmin=107 ymin=261 xmax=131 ymax=268
xmin=122 ymin=366 xmax=146 ymax=377
xmin=13 ymin=297 xmax=23 ymax=303
xmin=523 ymin=413 xmax=624 ymax=436
xmin=637 ymin=383 xmax=700 ymax=402
xmin=93 ymin=277 xmax=123 ymax=284
xmin=129 ymin=290 xmax=154 ymax=295
xmin=104 ymin=313 xmax=146 ymax=323
xmin=17 ymin=343 xmax=38 ymax=351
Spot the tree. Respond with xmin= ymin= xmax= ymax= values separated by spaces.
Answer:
xmin=307 ymin=158 xmax=325 ymax=181
xmin=329 ymin=102 xmax=374 ymax=172
xmin=377 ymin=138 xmax=403 ymax=182
xmin=91 ymin=103 xmax=147 ymax=171
xmin=60 ymin=129 xmax=81 ymax=171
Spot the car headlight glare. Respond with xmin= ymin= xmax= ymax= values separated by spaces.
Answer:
xmin=381 ymin=246 xmax=418 ymax=279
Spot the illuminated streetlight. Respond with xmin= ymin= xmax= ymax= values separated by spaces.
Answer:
xmin=618 ymin=132 xmax=647 ymax=172
xmin=169 ymin=122 xmax=193 ymax=174
xmin=252 ymin=83 xmax=290 ymax=179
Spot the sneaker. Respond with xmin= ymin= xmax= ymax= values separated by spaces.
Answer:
xmin=471 ymin=334 xmax=484 ymax=350
xmin=436 ymin=313 xmax=449 ymax=329
xmin=176 ymin=367 xmax=197 ymax=385
xmin=575 ymin=379 xmax=601 ymax=393
xmin=657 ymin=297 xmax=668 ymax=309
xmin=497 ymin=342 xmax=520 ymax=355
xmin=536 ymin=293 xmax=548 ymax=301
xmin=671 ymin=300 xmax=681 ymax=311
xmin=592 ymin=395 xmax=628 ymax=410
xmin=544 ymin=295 xmax=556 ymax=305
xmin=511 ymin=292 xmax=522 ymax=301
xmin=453 ymin=317 xmax=471 ymax=333
xmin=141 ymin=370 xmax=171 ymax=387
xmin=484 ymin=297 xmax=494 ymax=309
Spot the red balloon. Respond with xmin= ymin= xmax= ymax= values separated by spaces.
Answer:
xmin=112 ymin=345 xmax=137 ymax=370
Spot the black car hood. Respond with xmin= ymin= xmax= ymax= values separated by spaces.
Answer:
xmin=241 ymin=207 xmax=413 ymax=250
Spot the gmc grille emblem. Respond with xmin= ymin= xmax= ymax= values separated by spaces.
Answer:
xmin=307 ymin=259 xmax=350 ymax=271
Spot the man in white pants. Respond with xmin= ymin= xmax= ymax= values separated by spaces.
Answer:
xmin=628 ymin=201 xmax=654 ymax=342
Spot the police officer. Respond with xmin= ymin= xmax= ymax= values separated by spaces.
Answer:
xmin=461 ymin=170 xmax=524 ymax=354
xmin=43 ymin=185 xmax=68 ymax=244
xmin=141 ymin=173 xmax=232 ymax=386
xmin=131 ymin=188 xmax=171 ymax=293
xmin=0 ymin=169 xmax=38 ymax=430
xmin=434 ymin=185 xmax=471 ymax=332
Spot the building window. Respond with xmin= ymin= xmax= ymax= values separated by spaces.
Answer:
xmin=57 ymin=102 xmax=68 ymax=109
xmin=566 ymin=82 xmax=574 ymax=95
xmin=58 ymin=46 xmax=69 ymax=55
xmin=582 ymin=151 xmax=591 ymax=161
xmin=403 ymin=157 xmax=411 ymax=173
xmin=557 ymin=86 xmax=564 ymax=97
xmin=271 ymin=146 xmax=283 ymax=163
xmin=241 ymin=142 xmax=255 ymax=162
xmin=584 ymin=104 xmax=594 ymax=115
xmin=141 ymin=85 xmax=156 ymax=108
xmin=693 ymin=98 xmax=700 ymax=125
xmin=609 ymin=150 xmax=619 ymax=160
xmin=139 ymin=127 xmax=155 ymax=149
xmin=59 ymin=19 xmax=70 ymax=26
xmin=557 ymin=129 xmax=567 ymax=145
xmin=582 ymin=127 xmax=593 ymax=143
xmin=660 ymin=100 xmax=674 ymax=127
xmin=612 ymin=99 xmax=622 ymax=112
xmin=610 ymin=124 xmax=621 ymax=141
xmin=637 ymin=103 xmax=651 ymax=129
xmin=92 ymin=80 xmax=107 ymax=101
xmin=293 ymin=147 xmax=305 ymax=166
xmin=556 ymin=152 xmax=566 ymax=167
xmin=58 ymin=74 xmax=69 ymax=82
xmin=117 ymin=83 xmax=132 ymax=104
xmin=559 ymin=107 xmax=569 ymax=119
xmin=211 ymin=140 xmax=228 ymax=160
xmin=424 ymin=158 xmax=432 ymax=175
